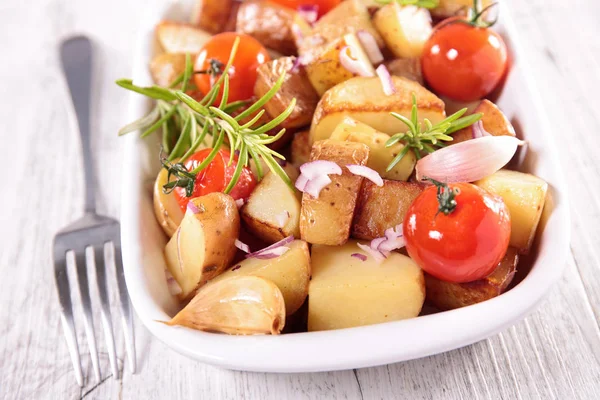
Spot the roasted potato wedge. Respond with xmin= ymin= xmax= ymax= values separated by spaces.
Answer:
xmin=476 ymin=170 xmax=548 ymax=254
xmin=167 ymin=275 xmax=285 ymax=334
xmin=384 ymin=58 xmax=423 ymax=85
xmin=425 ymin=247 xmax=519 ymax=310
xmin=164 ymin=193 xmax=240 ymax=300
xmin=352 ymin=179 xmax=424 ymax=240
xmin=149 ymin=53 xmax=187 ymax=88
xmin=236 ymin=0 xmax=310 ymax=55
xmin=310 ymin=76 xmax=446 ymax=144
xmin=431 ymin=0 xmax=492 ymax=19
xmin=153 ymin=167 xmax=184 ymax=237
xmin=291 ymin=130 xmax=311 ymax=167
xmin=212 ymin=240 xmax=310 ymax=315
xmin=156 ymin=21 xmax=211 ymax=53
xmin=254 ymin=57 xmax=319 ymax=129
xmin=190 ymin=0 xmax=234 ymax=34
xmin=452 ymin=99 xmax=517 ymax=144
xmin=373 ymin=4 xmax=432 ymax=59
xmin=308 ymin=240 xmax=425 ymax=331
xmin=241 ymin=167 xmax=302 ymax=244
xmin=330 ymin=117 xmax=415 ymax=181
xmin=304 ymin=33 xmax=375 ymax=96
xmin=300 ymin=140 xmax=370 ymax=245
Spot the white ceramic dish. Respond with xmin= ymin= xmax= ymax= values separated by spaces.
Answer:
xmin=120 ymin=0 xmax=570 ymax=372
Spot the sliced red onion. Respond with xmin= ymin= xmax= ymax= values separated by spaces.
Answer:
xmin=379 ymin=236 xmax=405 ymax=252
xmin=235 ymin=198 xmax=245 ymax=209
xmin=339 ymin=46 xmax=375 ymax=77
xmin=472 ymin=120 xmax=492 ymax=139
xmin=357 ymin=30 xmax=383 ymax=64
xmin=186 ymin=201 xmax=201 ymax=215
xmin=303 ymin=174 xmax=332 ymax=198
xmin=357 ymin=242 xmax=387 ymax=264
xmin=351 ymin=253 xmax=367 ymax=262
xmin=295 ymin=174 xmax=309 ymax=192
xmin=291 ymin=23 xmax=304 ymax=45
xmin=251 ymin=246 xmax=290 ymax=259
xmin=235 ymin=239 xmax=250 ymax=253
xmin=376 ymin=65 xmax=396 ymax=96
xmin=416 ymin=136 xmax=526 ymax=183
xmin=246 ymin=235 xmax=295 ymax=259
xmin=300 ymin=160 xmax=342 ymax=179
xmin=165 ymin=269 xmax=182 ymax=296
xmin=231 ymin=265 xmax=241 ymax=271
xmin=298 ymin=5 xmax=318 ymax=24
xmin=275 ymin=210 xmax=290 ymax=228
xmin=370 ymin=237 xmax=386 ymax=250
xmin=347 ymin=164 xmax=384 ymax=187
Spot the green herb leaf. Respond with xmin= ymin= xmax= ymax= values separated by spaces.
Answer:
xmin=374 ymin=0 xmax=439 ymax=9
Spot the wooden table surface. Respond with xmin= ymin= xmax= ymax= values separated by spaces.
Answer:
xmin=2 ymin=0 xmax=600 ymax=398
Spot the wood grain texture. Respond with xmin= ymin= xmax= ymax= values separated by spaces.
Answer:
xmin=1 ymin=0 xmax=600 ymax=399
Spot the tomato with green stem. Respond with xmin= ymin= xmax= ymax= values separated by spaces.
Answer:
xmin=403 ymin=179 xmax=511 ymax=283
xmin=172 ymin=148 xmax=257 ymax=212
xmin=421 ymin=2 xmax=508 ymax=102
xmin=194 ymin=32 xmax=271 ymax=103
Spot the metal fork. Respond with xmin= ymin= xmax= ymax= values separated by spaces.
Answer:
xmin=53 ymin=36 xmax=136 ymax=386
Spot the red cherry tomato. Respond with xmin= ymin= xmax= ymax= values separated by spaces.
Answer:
xmin=174 ymin=148 xmax=257 ymax=212
xmin=403 ymin=182 xmax=511 ymax=283
xmin=421 ymin=18 xmax=508 ymax=102
xmin=194 ymin=32 xmax=270 ymax=103
xmin=270 ymin=0 xmax=341 ymax=18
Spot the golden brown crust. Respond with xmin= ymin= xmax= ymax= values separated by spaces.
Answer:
xmin=192 ymin=0 xmax=234 ymax=34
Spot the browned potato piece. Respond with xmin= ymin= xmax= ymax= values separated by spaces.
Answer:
xmin=300 ymin=140 xmax=370 ymax=245
xmin=153 ymin=167 xmax=185 ymax=237
xmin=149 ymin=53 xmax=187 ymax=87
xmin=254 ymin=57 xmax=319 ymax=129
xmin=241 ymin=167 xmax=301 ymax=244
xmin=352 ymin=180 xmax=424 ymax=240
xmin=236 ymin=0 xmax=310 ymax=55
xmin=156 ymin=21 xmax=211 ymax=53
xmin=164 ymin=193 xmax=240 ymax=300
xmin=452 ymin=99 xmax=517 ymax=144
xmin=373 ymin=4 xmax=432 ymax=58
xmin=384 ymin=58 xmax=423 ymax=85
xmin=190 ymin=0 xmax=234 ymax=34
xmin=291 ymin=130 xmax=311 ymax=167
xmin=298 ymin=0 xmax=383 ymax=62
xmin=425 ymin=247 xmax=519 ymax=310
xmin=431 ymin=0 xmax=492 ymax=19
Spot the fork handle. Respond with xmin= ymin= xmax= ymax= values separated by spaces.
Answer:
xmin=61 ymin=36 xmax=96 ymax=214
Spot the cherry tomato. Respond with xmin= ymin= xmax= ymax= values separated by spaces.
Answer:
xmin=270 ymin=0 xmax=341 ymax=18
xmin=421 ymin=18 xmax=508 ymax=102
xmin=194 ymin=32 xmax=270 ymax=103
xmin=174 ymin=148 xmax=257 ymax=212
xmin=403 ymin=182 xmax=511 ymax=283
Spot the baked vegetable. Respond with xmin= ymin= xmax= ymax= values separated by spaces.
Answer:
xmin=236 ymin=0 xmax=311 ymax=55
xmin=300 ymin=140 xmax=370 ymax=245
xmin=373 ymin=3 xmax=433 ymax=59
xmin=254 ymin=57 xmax=319 ymax=129
xmin=308 ymin=240 xmax=425 ymax=331
xmin=476 ymin=170 xmax=548 ymax=254
xmin=211 ymin=240 xmax=311 ymax=315
xmin=167 ymin=275 xmax=285 ymax=334
xmin=425 ymin=247 xmax=519 ymax=310
xmin=451 ymin=99 xmax=517 ymax=144
xmin=430 ymin=0 xmax=493 ymax=19
xmin=150 ymin=53 xmax=187 ymax=88
xmin=352 ymin=179 xmax=424 ymax=240
xmin=384 ymin=58 xmax=423 ymax=85
xmin=164 ymin=193 xmax=240 ymax=300
xmin=291 ymin=130 xmax=311 ymax=167
xmin=153 ymin=167 xmax=185 ymax=238
xmin=310 ymin=76 xmax=446 ymax=144
xmin=156 ymin=21 xmax=212 ymax=53
xmin=241 ymin=167 xmax=302 ymax=243
xmin=329 ymin=117 xmax=415 ymax=181
xmin=191 ymin=0 xmax=234 ymax=34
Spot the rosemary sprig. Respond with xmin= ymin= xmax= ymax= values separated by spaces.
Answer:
xmin=375 ymin=0 xmax=439 ymax=9
xmin=385 ymin=93 xmax=482 ymax=171
xmin=116 ymin=38 xmax=296 ymax=195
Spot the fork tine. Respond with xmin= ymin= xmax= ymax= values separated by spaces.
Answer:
xmin=112 ymin=241 xmax=136 ymax=373
xmin=74 ymin=249 xmax=102 ymax=382
xmin=53 ymin=252 xmax=84 ymax=387
xmin=94 ymin=244 xmax=119 ymax=379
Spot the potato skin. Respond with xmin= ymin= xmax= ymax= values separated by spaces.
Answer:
xmin=300 ymin=140 xmax=370 ymax=245
xmin=254 ymin=57 xmax=319 ymax=129
xmin=153 ymin=167 xmax=184 ymax=237
xmin=291 ymin=130 xmax=311 ymax=167
xmin=191 ymin=0 xmax=233 ymax=34
xmin=150 ymin=53 xmax=187 ymax=87
xmin=452 ymin=99 xmax=517 ymax=144
xmin=352 ymin=180 xmax=424 ymax=240
xmin=425 ymin=247 xmax=519 ymax=310
xmin=384 ymin=58 xmax=424 ymax=85
xmin=236 ymin=0 xmax=307 ymax=55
